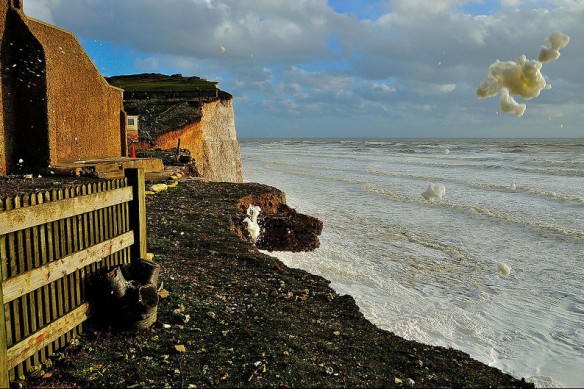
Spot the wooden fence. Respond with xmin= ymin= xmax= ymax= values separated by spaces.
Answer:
xmin=0 ymin=168 xmax=146 ymax=386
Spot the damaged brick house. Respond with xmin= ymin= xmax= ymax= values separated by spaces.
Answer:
xmin=0 ymin=0 xmax=127 ymax=175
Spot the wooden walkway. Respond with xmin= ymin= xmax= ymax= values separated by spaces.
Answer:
xmin=54 ymin=157 xmax=164 ymax=179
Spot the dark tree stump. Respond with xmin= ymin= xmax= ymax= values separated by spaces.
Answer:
xmin=132 ymin=284 xmax=159 ymax=329
xmin=121 ymin=257 xmax=160 ymax=286
xmin=95 ymin=259 xmax=161 ymax=330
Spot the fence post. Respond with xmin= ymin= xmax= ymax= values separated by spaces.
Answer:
xmin=125 ymin=168 xmax=147 ymax=260
xmin=0 ymin=262 xmax=9 ymax=388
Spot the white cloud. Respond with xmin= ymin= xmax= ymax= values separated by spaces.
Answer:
xmin=134 ymin=56 xmax=160 ymax=71
xmin=417 ymin=83 xmax=457 ymax=96
xmin=23 ymin=0 xmax=56 ymax=24
xmin=372 ymin=83 xmax=396 ymax=93
xmin=22 ymin=0 xmax=584 ymax=137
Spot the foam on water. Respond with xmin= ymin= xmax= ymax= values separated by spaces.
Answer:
xmin=242 ymin=139 xmax=584 ymax=388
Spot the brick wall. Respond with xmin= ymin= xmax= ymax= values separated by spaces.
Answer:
xmin=0 ymin=1 xmax=126 ymax=174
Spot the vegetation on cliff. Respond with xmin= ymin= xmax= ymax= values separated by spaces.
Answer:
xmin=107 ymin=73 xmax=221 ymax=92
xmin=106 ymin=73 xmax=233 ymax=146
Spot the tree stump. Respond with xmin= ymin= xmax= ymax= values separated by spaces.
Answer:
xmin=97 ymin=258 xmax=161 ymax=330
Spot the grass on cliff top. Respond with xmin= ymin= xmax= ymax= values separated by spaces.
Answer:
xmin=108 ymin=77 xmax=218 ymax=92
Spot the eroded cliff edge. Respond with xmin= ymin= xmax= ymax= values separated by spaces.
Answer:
xmin=107 ymin=73 xmax=243 ymax=183
xmin=1 ymin=177 xmax=533 ymax=387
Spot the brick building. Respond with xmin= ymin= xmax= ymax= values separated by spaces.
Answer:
xmin=0 ymin=0 xmax=127 ymax=175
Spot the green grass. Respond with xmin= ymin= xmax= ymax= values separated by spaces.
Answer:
xmin=108 ymin=79 xmax=217 ymax=92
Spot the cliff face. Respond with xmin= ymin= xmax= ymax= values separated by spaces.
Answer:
xmin=144 ymin=98 xmax=242 ymax=183
xmin=108 ymin=74 xmax=243 ymax=183
xmin=199 ymin=99 xmax=243 ymax=183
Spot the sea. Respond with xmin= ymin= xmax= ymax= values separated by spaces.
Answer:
xmin=240 ymin=138 xmax=584 ymax=388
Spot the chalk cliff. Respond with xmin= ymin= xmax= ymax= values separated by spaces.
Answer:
xmin=151 ymin=98 xmax=243 ymax=183
xmin=107 ymin=74 xmax=243 ymax=183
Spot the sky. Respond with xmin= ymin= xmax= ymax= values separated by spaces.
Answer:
xmin=24 ymin=0 xmax=584 ymax=139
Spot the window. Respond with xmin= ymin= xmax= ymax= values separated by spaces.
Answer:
xmin=127 ymin=118 xmax=135 ymax=126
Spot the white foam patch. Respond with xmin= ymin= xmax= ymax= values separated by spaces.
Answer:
xmin=477 ymin=32 xmax=570 ymax=116
xmin=496 ymin=261 xmax=511 ymax=276
xmin=421 ymin=183 xmax=446 ymax=202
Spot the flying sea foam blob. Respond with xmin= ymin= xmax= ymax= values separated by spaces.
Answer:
xmin=421 ymin=183 xmax=445 ymax=202
xmin=477 ymin=32 xmax=570 ymax=116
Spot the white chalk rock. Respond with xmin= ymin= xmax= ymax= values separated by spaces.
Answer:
xmin=150 ymin=183 xmax=168 ymax=193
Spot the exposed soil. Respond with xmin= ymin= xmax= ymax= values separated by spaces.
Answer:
xmin=1 ymin=176 xmax=534 ymax=388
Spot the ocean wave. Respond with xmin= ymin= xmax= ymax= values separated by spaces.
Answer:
xmin=524 ymin=158 xmax=584 ymax=168
xmin=467 ymin=182 xmax=584 ymax=205
xmin=399 ymin=158 xmax=504 ymax=170
xmin=364 ymin=183 xmax=584 ymax=243
xmin=365 ymin=168 xmax=584 ymax=206
xmin=513 ymin=165 xmax=584 ymax=177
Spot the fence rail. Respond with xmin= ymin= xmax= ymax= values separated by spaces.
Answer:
xmin=0 ymin=168 xmax=146 ymax=386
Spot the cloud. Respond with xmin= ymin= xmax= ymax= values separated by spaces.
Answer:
xmin=420 ymin=83 xmax=457 ymax=96
xmin=134 ymin=57 xmax=161 ymax=71
xmin=29 ymin=0 xmax=341 ymax=64
xmin=23 ymin=0 xmax=55 ymax=24
xmin=23 ymin=0 xmax=584 ymax=137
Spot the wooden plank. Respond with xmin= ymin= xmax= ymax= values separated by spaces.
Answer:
xmin=6 ymin=303 xmax=90 ymax=369
xmin=1 ymin=198 xmax=6 ymax=280
xmin=43 ymin=191 xmax=60 ymax=357
xmin=4 ymin=198 xmax=16 ymax=350
xmin=0 ymin=187 xmax=133 ymax=235
xmin=0 ymin=197 xmax=11 ymax=386
xmin=52 ymin=190 xmax=66 ymax=349
xmin=72 ymin=189 xmax=82 ymax=338
xmin=36 ymin=192 xmax=53 ymax=365
xmin=106 ymin=181 xmax=112 ymax=240
xmin=0 ymin=227 xmax=8 ymax=389
xmin=122 ymin=179 xmax=129 ymax=234
xmin=111 ymin=181 xmax=119 ymax=238
xmin=98 ymin=182 xmax=105 ymax=243
xmin=88 ymin=184 xmax=98 ymax=276
xmin=96 ymin=183 xmax=105 ymax=275
xmin=103 ymin=182 xmax=110 ymax=241
xmin=64 ymin=188 xmax=76 ymax=340
xmin=126 ymin=169 xmax=147 ymax=260
xmin=43 ymin=192 xmax=58 ymax=326
xmin=13 ymin=196 xmax=27 ymax=377
xmin=60 ymin=189 xmax=71 ymax=322
xmin=24 ymin=195 xmax=41 ymax=369
xmin=5 ymin=198 xmax=17 ymax=279
xmin=2 ymin=231 xmax=135 ymax=303
xmin=14 ymin=197 xmax=27 ymax=330
xmin=80 ymin=185 xmax=90 ymax=303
